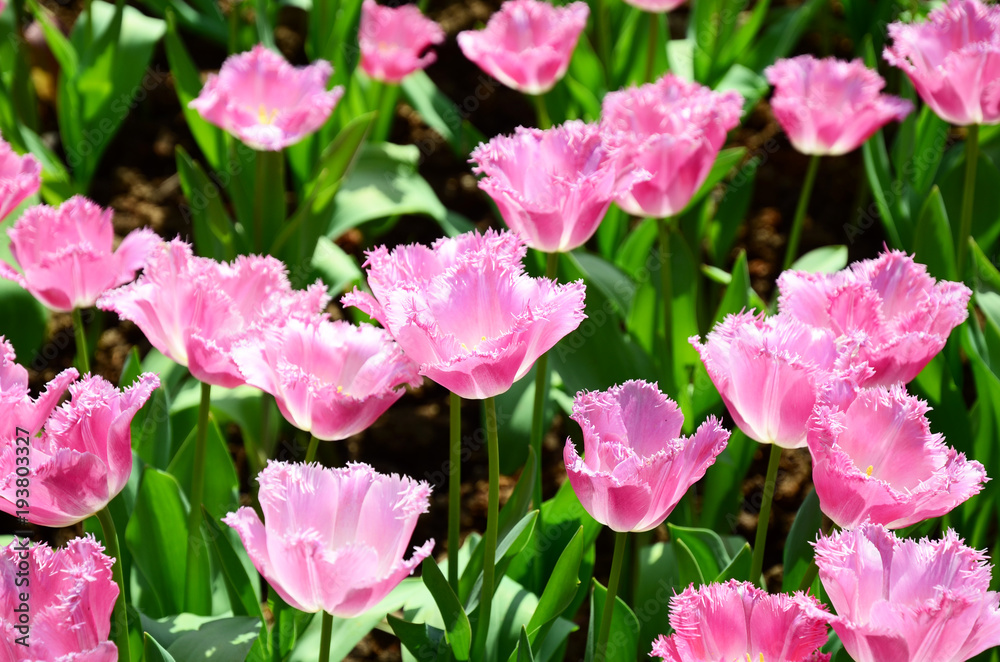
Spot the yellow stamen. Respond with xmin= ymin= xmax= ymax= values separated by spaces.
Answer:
xmin=866 ymin=465 xmax=874 ymax=477
xmin=258 ymin=104 xmax=279 ymax=125
xmin=336 ymin=386 xmax=343 ymax=393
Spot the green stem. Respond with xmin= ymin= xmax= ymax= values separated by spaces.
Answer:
xmin=530 ymin=252 xmax=559 ymax=511
xmin=254 ymin=152 xmax=265 ymax=253
xmin=532 ymin=94 xmax=552 ymax=130
xmin=184 ymin=382 xmax=212 ymax=607
xmin=471 ymin=397 xmax=501 ymax=661
xmin=374 ymin=82 xmax=400 ymax=142
xmin=448 ymin=391 xmax=462 ymax=592
xmin=657 ymin=217 xmax=674 ymax=376
xmin=595 ymin=531 xmax=628 ymax=661
xmin=645 ymin=12 xmax=658 ymax=83
xmin=595 ymin=0 xmax=612 ymax=82
xmin=304 ymin=433 xmax=321 ymax=464
xmin=749 ymin=443 xmax=782 ymax=585
xmin=72 ymin=308 xmax=91 ymax=375
xmin=782 ymin=154 xmax=821 ymax=271
xmin=956 ymin=124 xmax=980 ymax=277
xmin=319 ymin=611 xmax=333 ymax=662
xmin=96 ymin=507 xmax=131 ymax=662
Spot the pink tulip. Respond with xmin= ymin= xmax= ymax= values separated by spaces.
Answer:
xmin=808 ymin=384 xmax=986 ymax=530
xmin=342 ymin=229 xmax=586 ymax=400
xmin=470 ymin=120 xmax=648 ymax=253
xmin=691 ymin=311 xmax=871 ymax=449
xmin=650 ymin=580 xmax=830 ymax=662
xmin=765 ymin=56 xmax=913 ymax=156
xmin=189 ymin=44 xmax=343 ymax=151
xmin=0 ymin=373 xmax=159 ymax=528
xmin=359 ymin=0 xmax=445 ymax=84
xmin=0 ymin=137 xmax=40 ymax=224
xmin=814 ymin=524 xmax=1000 ymax=662
xmin=563 ymin=380 xmax=729 ymax=532
xmin=456 ymin=0 xmax=589 ymax=95
xmin=884 ymin=0 xmax=1000 ymax=126
xmin=777 ymin=249 xmax=971 ymax=386
xmin=0 ymin=536 xmax=119 ymax=661
xmin=0 ymin=336 xmax=78 ymax=439
xmin=621 ymin=0 xmax=685 ymax=13
xmin=98 ymin=239 xmax=329 ymax=388
xmin=232 ymin=316 xmax=420 ymax=441
xmin=0 ymin=196 xmax=159 ymax=312
xmin=601 ymin=74 xmax=743 ymax=218
xmin=224 ymin=460 xmax=433 ymax=617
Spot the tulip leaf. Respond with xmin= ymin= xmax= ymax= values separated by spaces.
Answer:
xmin=914 ymin=186 xmax=957 ymax=281
xmin=515 ymin=626 xmax=535 ymax=662
xmin=940 ymin=150 xmax=1000 ymax=258
xmin=422 ymin=557 xmax=472 ymax=660
xmin=667 ymin=524 xmax=730 ymax=581
xmin=0 ymin=279 xmax=48 ymax=366
xmin=673 ymin=538 xmax=705 ymax=588
xmin=126 ymin=469 xmax=197 ymax=617
xmin=681 ymin=147 xmax=748 ymax=216
xmin=716 ymin=542 xmax=753 ymax=583
xmin=525 ymin=526 xmax=585 ymax=638
xmin=311 ymin=236 xmax=363 ymax=295
xmin=584 ymin=579 xmax=639 ymax=662
xmin=700 ymin=430 xmax=757 ymax=533
xmin=201 ymin=509 xmax=263 ymax=619
xmin=161 ymin=615 xmax=261 ymax=661
xmin=388 ymin=615 xmax=451 ymax=662
xmin=167 ymin=416 xmax=239 ymax=522
xmin=400 ymin=70 xmax=487 ymax=157
xmin=143 ymin=633 xmax=178 ymax=662
xmin=790 ymin=245 xmax=849 ymax=274
xmin=782 ymin=489 xmax=823 ymax=592
xmin=462 ymin=511 xmax=539 ymax=611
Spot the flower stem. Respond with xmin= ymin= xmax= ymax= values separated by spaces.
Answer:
xmin=254 ymin=151 xmax=265 ymax=253
xmin=530 ymin=252 xmax=559 ymax=512
xmin=472 ymin=397 xmax=501 ymax=660
xmin=72 ymin=307 xmax=90 ymax=375
xmin=374 ymin=82 xmax=400 ymax=142
xmin=96 ymin=506 xmax=131 ymax=662
xmin=596 ymin=530 xmax=628 ymax=661
xmin=304 ymin=433 xmax=321 ymax=464
xmin=532 ymin=94 xmax=552 ymax=130
xmin=184 ymin=381 xmax=211 ymax=608
xmin=319 ymin=611 xmax=333 ymax=662
xmin=658 ymin=217 xmax=674 ymax=375
xmin=645 ymin=12 xmax=658 ymax=83
xmin=448 ymin=391 xmax=462 ymax=591
xmin=749 ymin=443 xmax=782 ymax=585
xmin=956 ymin=124 xmax=980 ymax=277
xmin=782 ymin=154 xmax=821 ymax=271
xmin=595 ymin=0 xmax=612 ymax=82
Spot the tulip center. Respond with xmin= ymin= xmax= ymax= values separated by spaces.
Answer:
xmin=258 ymin=104 xmax=280 ymax=125
xmin=460 ymin=336 xmax=488 ymax=352
xmin=336 ymin=385 xmax=351 ymax=397
xmin=739 ymin=655 xmax=764 ymax=662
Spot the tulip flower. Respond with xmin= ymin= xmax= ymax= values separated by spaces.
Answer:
xmin=456 ymin=0 xmax=589 ymax=95
xmin=884 ymin=0 xmax=1000 ymax=127
xmin=814 ymin=524 xmax=1000 ymax=662
xmin=563 ymin=380 xmax=730 ymax=532
xmin=189 ymin=44 xmax=344 ymax=151
xmin=0 ymin=336 xmax=78 ymax=439
xmin=691 ymin=311 xmax=869 ymax=449
xmin=232 ymin=316 xmax=421 ymax=442
xmin=0 ymin=372 xmax=159 ymax=528
xmin=600 ymin=74 xmax=743 ymax=219
xmin=224 ymin=460 xmax=434 ymax=617
xmin=0 ymin=137 xmax=40 ymax=223
xmin=342 ymin=229 xmax=585 ymax=400
xmin=0 ymin=196 xmax=158 ymax=312
xmin=98 ymin=239 xmax=330 ymax=389
xmin=470 ymin=120 xmax=648 ymax=253
xmin=777 ymin=249 xmax=971 ymax=386
xmin=0 ymin=536 xmax=119 ymax=661
xmin=359 ymin=0 xmax=445 ymax=84
xmin=765 ymin=56 xmax=913 ymax=156
xmin=807 ymin=384 xmax=986 ymax=530
xmin=650 ymin=580 xmax=831 ymax=662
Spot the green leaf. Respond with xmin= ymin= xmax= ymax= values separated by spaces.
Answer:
xmin=176 ymin=145 xmax=237 ymax=260
xmin=166 ymin=416 xmax=239 ymax=522
xmin=667 ymin=524 xmax=730 ymax=581
xmin=862 ymin=132 xmax=905 ymax=248
xmin=682 ymin=148 xmax=747 ymax=215
xmin=715 ymin=65 xmax=769 ymax=114
xmin=634 ymin=542 xmax=680 ymax=649
xmin=940 ymin=150 xmax=1000 ymax=258
xmin=126 ymin=469 xmax=200 ymax=617
xmin=673 ymin=538 xmax=705 ymax=587
xmin=516 ymin=626 xmax=535 ymax=662
xmin=422 ymin=557 xmax=472 ymax=660
xmin=0 ymin=279 xmax=48 ymax=364
xmin=143 ymin=633 xmax=178 ymax=662
xmin=699 ymin=429 xmax=756 ymax=532
xmin=716 ymin=542 xmax=753 ymax=583
xmin=790 ymin=245 xmax=849 ymax=274
xmin=584 ymin=579 xmax=639 ymax=662
xmin=201 ymin=511 xmax=263 ymax=619
xmin=782 ymin=489 xmax=822 ymax=592
xmin=462 ymin=511 xmax=539 ymax=611
xmin=388 ymin=615 xmax=450 ymax=662
xmin=311 ymin=235 xmax=362 ymax=295
xmin=525 ymin=527 xmax=585 ymax=636
xmin=913 ymin=186 xmax=956 ymax=280
xmin=146 ymin=615 xmax=261 ymax=662
xmin=400 ymin=71 xmax=486 ymax=156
